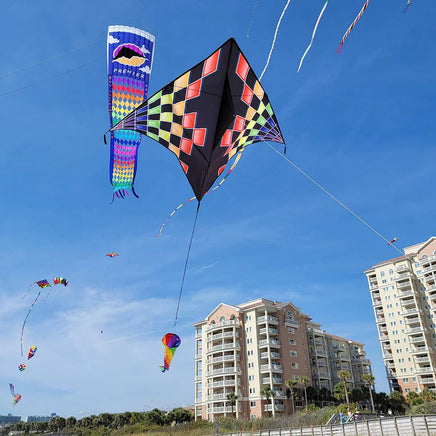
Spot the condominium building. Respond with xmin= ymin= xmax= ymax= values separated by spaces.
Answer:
xmin=193 ymin=298 xmax=372 ymax=421
xmin=365 ymin=236 xmax=436 ymax=395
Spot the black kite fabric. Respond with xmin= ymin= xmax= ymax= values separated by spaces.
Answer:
xmin=110 ymin=38 xmax=285 ymax=201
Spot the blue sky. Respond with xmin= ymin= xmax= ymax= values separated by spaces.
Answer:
xmin=0 ymin=0 xmax=435 ymax=418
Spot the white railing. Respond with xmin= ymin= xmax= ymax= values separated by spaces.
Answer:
xmin=257 ymin=315 xmax=279 ymax=324
xmin=205 ymin=320 xmax=240 ymax=331
xmin=219 ymin=415 xmax=436 ymax=436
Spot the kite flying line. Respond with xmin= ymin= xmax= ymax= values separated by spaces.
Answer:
xmin=157 ymin=153 xmax=243 ymax=236
xmin=20 ymin=291 xmax=41 ymax=357
xmin=174 ymin=202 xmax=201 ymax=327
xmin=265 ymin=142 xmax=404 ymax=255
xmin=260 ymin=0 xmax=292 ymax=80
xmin=297 ymin=0 xmax=329 ymax=73
xmin=246 ymin=0 xmax=260 ymax=38
xmin=337 ymin=0 xmax=371 ymax=53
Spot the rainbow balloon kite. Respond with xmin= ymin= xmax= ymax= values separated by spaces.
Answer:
xmin=28 ymin=346 xmax=37 ymax=360
xmin=160 ymin=333 xmax=181 ymax=372
xmin=18 ymin=364 xmax=26 ymax=372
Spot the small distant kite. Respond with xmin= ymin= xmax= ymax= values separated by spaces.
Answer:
xmin=160 ymin=333 xmax=181 ymax=372
xmin=337 ymin=0 xmax=371 ymax=53
xmin=28 ymin=346 xmax=37 ymax=360
xmin=106 ymin=252 xmax=119 ymax=258
xmin=9 ymin=384 xmax=21 ymax=405
xmin=404 ymin=0 xmax=411 ymax=13
xmin=35 ymin=280 xmax=50 ymax=288
xmin=53 ymin=277 xmax=68 ymax=286
xmin=18 ymin=364 xmax=26 ymax=372
xmin=388 ymin=237 xmax=398 ymax=245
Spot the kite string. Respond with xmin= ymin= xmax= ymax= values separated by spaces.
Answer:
xmin=260 ymin=0 xmax=292 ymax=80
xmin=157 ymin=153 xmax=243 ymax=237
xmin=265 ymin=142 xmax=404 ymax=255
xmin=20 ymin=290 xmax=41 ymax=357
xmin=174 ymin=202 xmax=201 ymax=327
xmin=297 ymin=0 xmax=329 ymax=73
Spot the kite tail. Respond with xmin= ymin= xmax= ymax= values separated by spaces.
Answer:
xmin=260 ymin=0 xmax=292 ymax=80
xmin=246 ymin=0 xmax=259 ymax=38
xmin=20 ymin=291 xmax=41 ymax=357
xmin=297 ymin=0 xmax=329 ymax=73
xmin=157 ymin=153 xmax=242 ymax=237
xmin=337 ymin=0 xmax=371 ymax=52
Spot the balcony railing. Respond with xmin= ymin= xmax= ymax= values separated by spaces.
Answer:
xmin=210 ymin=355 xmax=235 ymax=364
xmin=257 ymin=315 xmax=279 ymax=325
xmin=260 ymin=364 xmax=283 ymax=372
xmin=209 ymin=380 xmax=236 ymax=388
xmin=209 ymin=332 xmax=236 ymax=342
xmin=205 ymin=320 xmax=240 ymax=331
xmin=285 ymin=319 xmax=299 ymax=328
xmin=395 ymin=272 xmax=414 ymax=281
xmin=410 ymin=336 xmax=426 ymax=344
xmin=420 ymin=377 xmax=435 ymax=384
xmin=264 ymin=404 xmax=285 ymax=411
xmin=207 ymin=342 xmax=240 ymax=353
xmin=414 ymin=356 xmax=430 ymax=363
xmin=259 ymin=339 xmax=281 ymax=347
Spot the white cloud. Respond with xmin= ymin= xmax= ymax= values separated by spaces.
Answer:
xmin=139 ymin=65 xmax=152 ymax=74
xmin=107 ymin=35 xmax=119 ymax=44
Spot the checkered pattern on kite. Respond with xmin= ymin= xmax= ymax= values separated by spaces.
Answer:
xmin=107 ymin=26 xmax=155 ymax=199
xmin=111 ymin=38 xmax=284 ymax=201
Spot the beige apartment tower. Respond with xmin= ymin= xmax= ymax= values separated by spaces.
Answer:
xmin=365 ymin=236 xmax=436 ymax=396
xmin=193 ymin=298 xmax=372 ymax=421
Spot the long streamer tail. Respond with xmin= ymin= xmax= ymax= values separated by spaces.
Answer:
xmin=337 ymin=0 xmax=371 ymax=53
xmin=157 ymin=153 xmax=243 ymax=237
xmin=20 ymin=291 xmax=41 ymax=356
xmin=174 ymin=202 xmax=201 ymax=327
xmin=297 ymin=0 xmax=329 ymax=73
xmin=260 ymin=0 xmax=292 ymax=80
xmin=265 ymin=142 xmax=403 ymax=255
xmin=246 ymin=0 xmax=260 ymax=38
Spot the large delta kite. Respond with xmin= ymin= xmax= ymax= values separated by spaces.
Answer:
xmin=109 ymin=38 xmax=285 ymax=201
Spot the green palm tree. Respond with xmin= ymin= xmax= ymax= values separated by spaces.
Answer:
xmin=362 ymin=373 xmax=375 ymax=413
xmin=285 ymin=378 xmax=298 ymax=414
xmin=338 ymin=370 xmax=351 ymax=409
xmin=299 ymin=376 xmax=311 ymax=411
xmin=260 ymin=386 xmax=276 ymax=417
xmin=226 ymin=392 xmax=238 ymax=417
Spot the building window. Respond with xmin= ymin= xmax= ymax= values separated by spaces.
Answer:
xmin=250 ymin=401 xmax=256 ymax=407
xmin=288 ymin=327 xmax=295 ymax=334
xmin=290 ymin=339 xmax=296 ymax=345
xmin=291 ymin=362 xmax=299 ymax=369
xmin=290 ymin=350 xmax=298 ymax=357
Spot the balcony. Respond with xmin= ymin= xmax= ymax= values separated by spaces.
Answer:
xmin=207 ymin=394 xmax=226 ymax=401
xmin=420 ymin=255 xmax=436 ymax=266
xmin=399 ymin=291 xmax=415 ymax=300
xmin=423 ymin=264 xmax=436 ymax=274
xmin=376 ymin=316 xmax=386 ymax=324
xmin=316 ymin=349 xmax=327 ymax=357
xmin=259 ymin=339 xmax=281 ymax=348
xmin=257 ymin=315 xmax=279 ymax=325
xmin=319 ymin=371 xmax=330 ymax=378
xmin=260 ymin=351 xmax=281 ymax=359
xmin=410 ymin=336 xmax=426 ymax=344
xmin=411 ymin=346 xmax=429 ymax=354
xmin=416 ymin=367 xmax=433 ymax=374
xmin=285 ymin=318 xmax=299 ymax=328
xmin=405 ymin=317 xmax=421 ymax=326
xmin=262 ymin=377 xmax=283 ymax=385
xmin=207 ymin=342 xmax=241 ymax=354
xmin=380 ymin=335 xmax=390 ymax=342
xmin=210 ymin=380 xmax=236 ymax=388
xmin=403 ymin=307 xmax=420 ymax=316
xmin=406 ymin=326 xmax=425 ymax=334
xmin=387 ymin=362 xmax=395 ymax=369
xmin=259 ymin=327 xmax=279 ymax=336
xmin=210 ymin=355 xmax=235 ymax=364
xmin=264 ymin=403 xmax=285 ymax=412
xmin=373 ymin=299 xmax=382 ymax=308
xmin=260 ymin=363 xmax=283 ymax=373
xmin=414 ymin=356 xmax=430 ymax=363
xmin=420 ymin=377 xmax=435 ymax=384
xmin=206 ymin=320 xmax=240 ymax=332
xmin=209 ymin=406 xmax=234 ymax=414
xmin=383 ymin=352 xmax=393 ymax=359
xmin=397 ymin=280 xmax=413 ymax=290
xmin=206 ymin=367 xmax=241 ymax=377
xmin=395 ymin=272 xmax=414 ymax=281
xmin=209 ymin=331 xmax=235 ymax=342
xmin=379 ymin=326 xmax=388 ymax=333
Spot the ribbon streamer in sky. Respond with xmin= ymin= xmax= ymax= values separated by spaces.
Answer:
xmin=297 ymin=0 xmax=329 ymax=73
xmin=337 ymin=0 xmax=371 ymax=53
xmin=260 ymin=0 xmax=292 ymax=80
